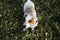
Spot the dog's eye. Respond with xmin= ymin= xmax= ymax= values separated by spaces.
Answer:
xmin=29 ymin=20 xmax=32 ymax=22
xmin=36 ymin=21 xmax=38 ymax=23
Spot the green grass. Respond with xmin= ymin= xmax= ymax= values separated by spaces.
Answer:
xmin=0 ymin=0 xmax=60 ymax=40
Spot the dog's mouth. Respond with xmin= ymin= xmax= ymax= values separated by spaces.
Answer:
xmin=28 ymin=18 xmax=34 ymax=25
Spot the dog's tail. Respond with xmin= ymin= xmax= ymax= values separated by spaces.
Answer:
xmin=27 ymin=0 xmax=31 ymax=1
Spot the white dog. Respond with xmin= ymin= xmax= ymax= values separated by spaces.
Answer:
xmin=23 ymin=0 xmax=38 ymax=31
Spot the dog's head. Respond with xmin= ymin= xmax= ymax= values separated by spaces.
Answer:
xmin=23 ymin=14 xmax=38 ymax=28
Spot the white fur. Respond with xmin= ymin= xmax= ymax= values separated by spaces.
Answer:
xmin=24 ymin=0 xmax=35 ymax=13
xmin=23 ymin=0 xmax=38 ymax=31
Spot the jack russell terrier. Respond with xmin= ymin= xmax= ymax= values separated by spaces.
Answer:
xmin=23 ymin=0 xmax=38 ymax=31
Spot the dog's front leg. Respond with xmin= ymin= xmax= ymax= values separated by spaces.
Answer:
xmin=23 ymin=28 xmax=26 ymax=31
xmin=31 ymin=28 xmax=34 ymax=30
xmin=23 ymin=26 xmax=29 ymax=31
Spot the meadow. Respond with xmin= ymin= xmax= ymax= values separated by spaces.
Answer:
xmin=0 ymin=0 xmax=60 ymax=40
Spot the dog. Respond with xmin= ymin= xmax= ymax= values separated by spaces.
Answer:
xmin=23 ymin=0 xmax=38 ymax=31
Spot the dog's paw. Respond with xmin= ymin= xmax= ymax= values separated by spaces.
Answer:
xmin=23 ymin=28 xmax=26 ymax=31
xmin=32 ymin=28 xmax=34 ymax=30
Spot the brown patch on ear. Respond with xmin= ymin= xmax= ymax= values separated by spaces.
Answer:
xmin=29 ymin=18 xmax=34 ymax=25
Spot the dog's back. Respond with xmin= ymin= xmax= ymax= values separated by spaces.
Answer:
xmin=24 ymin=0 xmax=35 ymax=13
xmin=24 ymin=0 xmax=37 ymax=17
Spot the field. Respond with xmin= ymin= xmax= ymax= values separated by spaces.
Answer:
xmin=0 ymin=0 xmax=60 ymax=40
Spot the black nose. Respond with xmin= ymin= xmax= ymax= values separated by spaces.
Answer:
xmin=23 ymin=25 xmax=26 ymax=28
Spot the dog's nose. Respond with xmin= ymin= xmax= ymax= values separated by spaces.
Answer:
xmin=23 ymin=25 xmax=26 ymax=28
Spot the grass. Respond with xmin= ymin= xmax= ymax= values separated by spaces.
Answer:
xmin=0 ymin=0 xmax=60 ymax=40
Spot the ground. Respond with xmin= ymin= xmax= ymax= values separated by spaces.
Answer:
xmin=0 ymin=0 xmax=60 ymax=40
